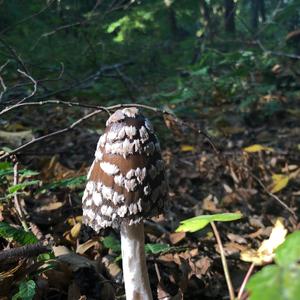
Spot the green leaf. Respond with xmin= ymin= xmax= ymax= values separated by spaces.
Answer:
xmin=0 ymin=166 xmax=38 ymax=179
xmin=145 ymin=243 xmax=171 ymax=254
xmin=0 ymin=162 xmax=13 ymax=177
xmin=190 ymin=67 xmax=209 ymax=76
xmin=0 ymin=162 xmax=12 ymax=170
xmin=275 ymin=230 xmax=300 ymax=266
xmin=12 ymin=280 xmax=36 ymax=300
xmin=247 ymin=264 xmax=300 ymax=300
xmin=176 ymin=213 xmax=243 ymax=233
xmin=0 ymin=222 xmax=38 ymax=245
xmin=41 ymin=176 xmax=86 ymax=191
xmin=8 ymin=180 xmax=40 ymax=194
xmin=103 ymin=236 xmax=121 ymax=253
xmin=19 ymin=170 xmax=39 ymax=178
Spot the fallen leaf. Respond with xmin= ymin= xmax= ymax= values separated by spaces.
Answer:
xmin=76 ymin=239 xmax=99 ymax=255
xmin=180 ymin=145 xmax=195 ymax=152
xmin=202 ymin=194 xmax=218 ymax=212
xmin=270 ymin=174 xmax=289 ymax=193
xmin=243 ymin=144 xmax=274 ymax=153
xmin=70 ymin=223 xmax=81 ymax=239
xmin=169 ymin=232 xmax=186 ymax=245
xmin=193 ymin=256 xmax=212 ymax=277
xmin=240 ymin=219 xmax=287 ymax=265
xmin=227 ymin=233 xmax=247 ymax=244
xmin=0 ymin=130 xmax=34 ymax=147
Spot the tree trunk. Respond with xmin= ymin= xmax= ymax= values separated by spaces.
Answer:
xmin=224 ymin=0 xmax=235 ymax=33
xmin=260 ymin=0 xmax=266 ymax=22
xmin=251 ymin=0 xmax=260 ymax=31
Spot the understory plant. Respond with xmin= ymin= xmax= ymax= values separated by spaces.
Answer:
xmin=176 ymin=213 xmax=300 ymax=300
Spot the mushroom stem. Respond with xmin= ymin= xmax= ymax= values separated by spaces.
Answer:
xmin=121 ymin=222 xmax=153 ymax=300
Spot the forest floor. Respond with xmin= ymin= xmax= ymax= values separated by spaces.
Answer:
xmin=0 ymin=95 xmax=299 ymax=299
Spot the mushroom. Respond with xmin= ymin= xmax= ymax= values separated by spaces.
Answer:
xmin=82 ymin=107 xmax=168 ymax=300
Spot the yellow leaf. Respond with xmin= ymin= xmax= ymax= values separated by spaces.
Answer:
xmin=67 ymin=216 xmax=82 ymax=226
xmin=240 ymin=219 xmax=287 ymax=265
xmin=243 ymin=144 xmax=274 ymax=153
xmin=70 ymin=223 xmax=81 ymax=239
xmin=180 ymin=145 xmax=195 ymax=152
xmin=270 ymin=174 xmax=289 ymax=193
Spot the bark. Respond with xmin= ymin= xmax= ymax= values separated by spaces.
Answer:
xmin=251 ymin=0 xmax=266 ymax=31
xmin=224 ymin=0 xmax=236 ymax=33
xmin=0 ymin=242 xmax=51 ymax=263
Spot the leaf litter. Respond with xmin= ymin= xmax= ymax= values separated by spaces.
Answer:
xmin=0 ymin=101 xmax=299 ymax=299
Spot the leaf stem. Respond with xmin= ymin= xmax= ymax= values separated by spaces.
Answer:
xmin=210 ymin=221 xmax=235 ymax=300
xmin=13 ymin=162 xmax=29 ymax=231
xmin=237 ymin=262 xmax=255 ymax=300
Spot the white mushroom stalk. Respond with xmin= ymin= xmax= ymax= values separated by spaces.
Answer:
xmin=82 ymin=107 xmax=168 ymax=300
xmin=121 ymin=222 xmax=152 ymax=300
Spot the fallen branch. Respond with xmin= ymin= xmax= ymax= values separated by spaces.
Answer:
xmin=0 ymin=242 xmax=51 ymax=263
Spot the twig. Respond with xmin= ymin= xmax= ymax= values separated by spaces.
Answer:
xmin=0 ymin=102 xmax=215 ymax=161
xmin=256 ymin=39 xmax=300 ymax=60
xmin=250 ymin=172 xmax=296 ymax=220
xmin=0 ymin=68 xmax=37 ymax=111
xmin=237 ymin=262 xmax=255 ymax=300
xmin=15 ymin=69 xmax=38 ymax=103
xmin=0 ymin=60 xmax=9 ymax=101
xmin=0 ymin=99 xmax=103 ymax=114
xmin=0 ymin=100 xmax=162 ymax=116
xmin=0 ymin=242 xmax=51 ymax=263
xmin=31 ymin=22 xmax=83 ymax=50
xmin=13 ymin=162 xmax=29 ymax=231
xmin=211 ymin=221 xmax=235 ymax=300
xmin=0 ymin=0 xmax=55 ymax=35
xmin=0 ymin=37 xmax=29 ymax=74
xmin=0 ymin=109 xmax=106 ymax=160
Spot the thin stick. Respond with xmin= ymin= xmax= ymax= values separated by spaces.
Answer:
xmin=250 ymin=172 xmax=296 ymax=219
xmin=15 ymin=69 xmax=38 ymax=104
xmin=237 ymin=262 xmax=255 ymax=300
xmin=0 ymin=109 xmax=105 ymax=160
xmin=13 ymin=162 xmax=29 ymax=231
xmin=0 ymin=102 xmax=214 ymax=161
xmin=210 ymin=221 xmax=235 ymax=300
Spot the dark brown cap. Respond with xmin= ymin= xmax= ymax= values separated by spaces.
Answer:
xmin=82 ymin=107 xmax=168 ymax=231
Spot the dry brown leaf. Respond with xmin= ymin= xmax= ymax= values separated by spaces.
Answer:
xmin=76 ymin=240 xmax=99 ymax=255
xmin=227 ymin=233 xmax=247 ymax=244
xmin=202 ymin=194 xmax=218 ymax=212
xmin=68 ymin=282 xmax=82 ymax=300
xmin=169 ymin=232 xmax=186 ymax=245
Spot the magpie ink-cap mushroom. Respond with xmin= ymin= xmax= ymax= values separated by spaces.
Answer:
xmin=82 ymin=107 xmax=168 ymax=300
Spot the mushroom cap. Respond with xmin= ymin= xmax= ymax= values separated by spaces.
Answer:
xmin=82 ymin=107 xmax=168 ymax=231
